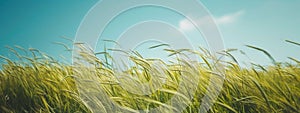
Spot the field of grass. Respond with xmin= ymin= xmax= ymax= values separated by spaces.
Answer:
xmin=0 ymin=41 xmax=299 ymax=113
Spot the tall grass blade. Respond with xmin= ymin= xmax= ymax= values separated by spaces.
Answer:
xmin=246 ymin=45 xmax=276 ymax=64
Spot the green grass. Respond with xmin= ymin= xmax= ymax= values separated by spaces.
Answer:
xmin=0 ymin=41 xmax=299 ymax=113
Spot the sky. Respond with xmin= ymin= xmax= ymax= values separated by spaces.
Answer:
xmin=0 ymin=0 xmax=299 ymax=66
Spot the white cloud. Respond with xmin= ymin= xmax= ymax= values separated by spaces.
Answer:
xmin=215 ymin=10 xmax=245 ymax=25
xmin=179 ymin=16 xmax=210 ymax=31
xmin=179 ymin=10 xmax=245 ymax=31
xmin=179 ymin=19 xmax=195 ymax=31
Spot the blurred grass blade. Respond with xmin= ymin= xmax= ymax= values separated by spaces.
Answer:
xmin=149 ymin=43 xmax=169 ymax=49
xmin=286 ymin=40 xmax=300 ymax=47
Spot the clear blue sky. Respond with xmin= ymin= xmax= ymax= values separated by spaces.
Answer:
xmin=0 ymin=0 xmax=299 ymax=65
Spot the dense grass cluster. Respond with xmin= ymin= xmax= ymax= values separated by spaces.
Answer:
xmin=0 ymin=41 xmax=299 ymax=113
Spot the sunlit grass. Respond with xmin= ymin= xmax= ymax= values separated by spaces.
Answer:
xmin=0 ymin=40 xmax=299 ymax=113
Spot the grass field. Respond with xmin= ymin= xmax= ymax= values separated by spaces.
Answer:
xmin=0 ymin=40 xmax=299 ymax=113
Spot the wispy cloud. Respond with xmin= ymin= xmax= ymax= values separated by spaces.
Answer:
xmin=215 ymin=10 xmax=245 ymax=25
xmin=179 ymin=10 xmax=245 ymax=31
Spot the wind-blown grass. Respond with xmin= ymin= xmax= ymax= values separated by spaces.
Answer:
xmin=0 ymin=41 xmax=299 ymax=113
